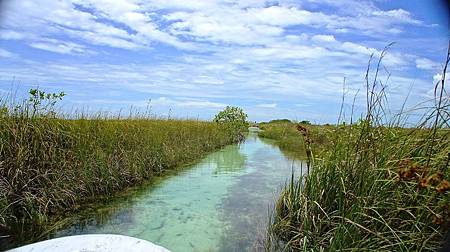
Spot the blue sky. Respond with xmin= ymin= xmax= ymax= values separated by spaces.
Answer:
xmin=0 ymin=0 xmax=448 ymax=123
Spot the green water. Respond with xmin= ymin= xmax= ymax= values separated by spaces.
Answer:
xmin=49 ymin=130 xmax=305 ymax=251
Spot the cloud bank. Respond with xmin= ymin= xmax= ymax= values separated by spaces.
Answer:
xmin=0 ymin=0 xmax=448 ymax=122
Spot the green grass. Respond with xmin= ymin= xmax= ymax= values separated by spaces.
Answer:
xmin=265 ymin=48 xmax=450 ymax=251
xmin=258 ymin=122 xmax=330 ymax=159
xmin=267 ymin=124 xmax=450 ymax=251
xmin=0 ymin=99 xmax=241 ymax=247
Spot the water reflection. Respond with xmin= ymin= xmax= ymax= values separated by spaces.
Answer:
xmin=217 ymin=134 xmax=303 ymax=251
xmin=212 ymin=144 xmax=246 ymax=175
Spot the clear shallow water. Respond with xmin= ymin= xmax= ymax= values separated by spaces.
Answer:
xmin=49 ymin=131 xmax=305 ymax=251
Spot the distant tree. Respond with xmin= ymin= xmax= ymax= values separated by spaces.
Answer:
xmin=299 ymin=120 xmax=311 ymax=125
xmin=269 ymin=119 xmax=292 ymax=123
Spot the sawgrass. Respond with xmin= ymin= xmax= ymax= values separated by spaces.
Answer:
xmin=0 ymin=98 xmax=240 ymax=248
xmin=266 ymin=45 xmax=450 ymax=251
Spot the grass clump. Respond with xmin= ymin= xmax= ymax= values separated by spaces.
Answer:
xmin=267 ymin=46 xmax=450 ymax=251
xmin=0 ymin=91 xmax=242 ymax=247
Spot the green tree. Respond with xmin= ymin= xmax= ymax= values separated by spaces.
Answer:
xmin=214 ymin=106 xmax=247 ymax=124
xmin=214 ymin=106 xmax=248 ymax=141
xmin=299 ymin=120 xmax=311 ymax=125
xmin=269 ymin=119 xmax=292 ymax=124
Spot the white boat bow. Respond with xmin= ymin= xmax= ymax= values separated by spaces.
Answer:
xmin=8 ymin=234 xmax=170 ymax=252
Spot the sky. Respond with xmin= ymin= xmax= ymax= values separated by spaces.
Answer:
xmin=0 ymin=0 xmax=448 ymax=123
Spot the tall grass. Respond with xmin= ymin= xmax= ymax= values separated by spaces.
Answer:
xmin=258 ymin=122 xmax=330 ymax=159
xmin=267 ymin=45 xmax=450 ymax=251
xmin=0 ymin=93 xmax=240 ymax=248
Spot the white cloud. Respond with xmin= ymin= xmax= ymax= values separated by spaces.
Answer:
xmin=372 ymin=9 xmax=421 ymax=25
xmin=152 ymin=97 xmax=227 ymax=109
xmin=312 ymin=34 xmax=336 ymax=43
xmin=433 ymin=73 xmax=443 ymax=83
xmin=0 ymin=49 xmax=18 ymax=58
xmin=166 ymin=5 xmax=415 ymax=46
xmin=73 ymin=0 xmax=195 ymax=49
xmin=0 ymin=0 xmax=428 ymax=54
xmin=416 ymin=58 xmax=441 ymax=70
xmin=29 ymin=39 xmax=89 ymax=55
xmin=423 ymin=73 xmax=450 ymax=100
xmin=433 ymin=73 xmax=450 ymax=84
xmin=0 ymin=30 xmax=27 ymax=40
xmin=340 ymin=42 xmax=373 ymax=55
xmin=245 ymin=6 xmax=329 ymax=26
xmin=0 ymin=0 xmax=443 ymax=123
xmin=0 ymin=0 xmax=194 ymax=53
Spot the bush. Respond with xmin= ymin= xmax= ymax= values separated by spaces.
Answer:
xmin=299 ymin=120 xmax=311 ymax=125
xmin=269 ymin=119 xmax=292 ymax=124
xmin=214 ymin=106 xmax=248 ymax=141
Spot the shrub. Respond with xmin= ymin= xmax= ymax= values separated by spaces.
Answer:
xmin=214 ymin=106 xmax=248 ymax=141
xmin=269 ymin=119 xmax=292 ymax=124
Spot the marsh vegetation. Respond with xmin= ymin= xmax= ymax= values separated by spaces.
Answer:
xmin=264 ymin=47 xmax=450 ymax=251
xmin=0 ymin=92 xmax=246 ymax=249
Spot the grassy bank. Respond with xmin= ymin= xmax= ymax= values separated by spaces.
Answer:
xmin=258 ymin=122 xmax=330 ymax=159
xmin=0 ymin=97 xmax=241 ymax=248
xmin=266 ymin=49 xmax=450 ymax=250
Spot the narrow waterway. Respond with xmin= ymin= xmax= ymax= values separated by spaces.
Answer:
xmin=46 ymin=129 xmax=305 ymax=251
